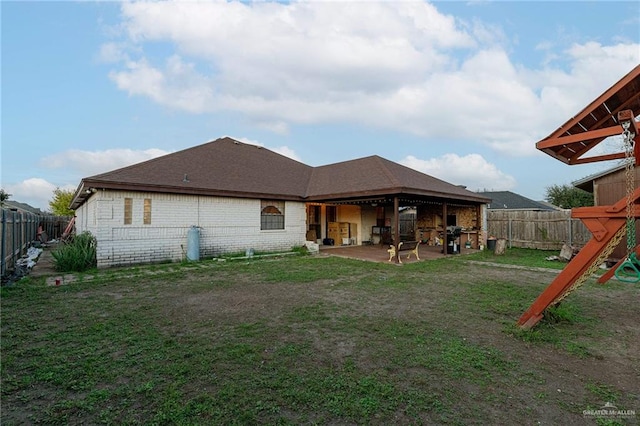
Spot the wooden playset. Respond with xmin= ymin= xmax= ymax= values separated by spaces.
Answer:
xmin=518 ymin=65 xmax=640 ymax=329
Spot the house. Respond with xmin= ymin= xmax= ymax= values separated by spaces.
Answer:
xmin=477 ymin=191 xmax=560 ymax=211
xmin=70 ymin=137 xmax=491 ymax=267
xmin=2 ymin=200 xmax=46 ymax=215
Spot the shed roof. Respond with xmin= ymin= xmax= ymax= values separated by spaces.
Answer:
xmin=572 ymin=164 xmax=627 ymax=192
xmin=71 ymin=137 xmax=490 ymax=209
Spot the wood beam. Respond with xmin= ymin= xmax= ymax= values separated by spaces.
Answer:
xmin=536 ymin=126 xmax=623 ymax=149
xmin=542 ymin=65 xmax=640 ymax=141
xmin=518 ymin=217 xmax=627 ymax=329
xmin=569 ymin=152 xmax=627 ymax=165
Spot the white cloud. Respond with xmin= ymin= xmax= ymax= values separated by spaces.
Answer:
xmin=270 ymin=146 xmax=302 ymax=162
xmin=102 ymin=1 xmax=640 ymax=158
xmin=256 ymin=121 xmax=289 ymax=135
xmin=400 ymin=153 xmax=516 ymax=192
xmin=96 ymin=42 xmax=129 ymax=63
xmin=8 ymin=148 xmax=173 ymax=210
xmin=3 ymin=178 xmax=74 ymax=212
xmin=109 ymin=56 xmax=213 ymax=113
xmin=40 ymin=148 xmax=171 ymax=176
xmin=230 ymin=136 xmax=302 ymax=162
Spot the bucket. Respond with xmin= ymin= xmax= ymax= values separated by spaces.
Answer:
xmin=487 ymin=238 xmax=497 ymax=251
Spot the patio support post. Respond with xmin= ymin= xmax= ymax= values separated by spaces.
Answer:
xmin=442 ymin=202 xmax=448 ymax=254
xmin=476 ymin=204 xmax=482 ymax=249
xmin=394 ymin=196 xmax=400 ymax=263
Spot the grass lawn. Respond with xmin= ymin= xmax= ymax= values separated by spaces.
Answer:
xmin=1 ymin=248 xmax=638 ymax=425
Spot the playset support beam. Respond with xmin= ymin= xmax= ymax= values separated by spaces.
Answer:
xmin=517 ymin=188 xmax=640 ymax=330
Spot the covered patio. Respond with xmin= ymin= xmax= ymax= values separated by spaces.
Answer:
xmin=319 ymin=242 xmax=481 ymax=264
xmin=306 ymin=156 xmax=492 ymax=264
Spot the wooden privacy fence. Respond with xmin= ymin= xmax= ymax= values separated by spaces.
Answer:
xmin=487 ymin=210 xmax=591 ymax=250
xmin=1 ymin=208 xmax=72 ymax=279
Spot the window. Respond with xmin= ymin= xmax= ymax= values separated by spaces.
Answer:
xmin=124 ymin=198 xmax=132 ymax=225
xmin=261 ymin=200 xmax=285 ymax=230
xmin=143 ymin=199 xmax=152 ymax=224
xmin=327 ymin=205 xmax=337 ymax=223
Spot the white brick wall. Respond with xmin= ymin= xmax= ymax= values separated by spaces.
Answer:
xmin=75 ymin=190 xmax=306 ymax=268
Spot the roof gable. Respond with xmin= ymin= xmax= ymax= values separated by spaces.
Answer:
xmin=80 ymin=137 xmax=313 ymax=200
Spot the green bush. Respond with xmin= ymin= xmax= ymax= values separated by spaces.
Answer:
xmin=51 ymin=232 xmax=97 ymax=272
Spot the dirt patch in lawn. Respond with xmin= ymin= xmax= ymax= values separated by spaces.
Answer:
xmin=156 ymin=259 xmax=639 ymax=424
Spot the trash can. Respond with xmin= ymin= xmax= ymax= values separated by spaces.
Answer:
xmin=487 ymin=237 xmax=497 ymax=252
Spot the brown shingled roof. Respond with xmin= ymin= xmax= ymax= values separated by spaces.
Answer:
xmin=71 ymin=137 xmax=490 ymax=208
xmin=72 ymin=137 xmax=313 ymax=208
xmin=306 ymin=155 xmax=489 ymax=203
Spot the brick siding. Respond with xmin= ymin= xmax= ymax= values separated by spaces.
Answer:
xmin=75 ymin=190 xmax=306 ymax=268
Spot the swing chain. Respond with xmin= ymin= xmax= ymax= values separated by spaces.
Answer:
xmin=621 ymin=118 xmax=636 ymax=254
xmin=551 ymin=226 xmax=626 ymax=306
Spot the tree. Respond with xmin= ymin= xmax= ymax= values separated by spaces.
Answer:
xmin=49 ymin=188 xmax=75 ymax=216
xmin=545 ymin=184 xmax=593 ymax=209
xmin=0 ymin=188 xmax=11 ymax=207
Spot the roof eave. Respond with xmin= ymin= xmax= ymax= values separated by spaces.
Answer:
xmin=71 ymin=180 xmax=306 ymax=210
xmin=308 ymin=187 xmax=491 ymax=204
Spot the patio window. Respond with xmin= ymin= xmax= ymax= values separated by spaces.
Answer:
xmin=261 ymin=200 xmax=284 ymax=230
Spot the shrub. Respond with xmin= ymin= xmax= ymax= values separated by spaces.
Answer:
xmin=51 ymin=232 xmax=97 ymax=272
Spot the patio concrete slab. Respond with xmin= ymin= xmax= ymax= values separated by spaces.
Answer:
xmin=319 ymin=243 xmax=478 ymax=264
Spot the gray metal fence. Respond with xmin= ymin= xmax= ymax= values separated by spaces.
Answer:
xmin=1 ymin=208 xmax=72 ymax=279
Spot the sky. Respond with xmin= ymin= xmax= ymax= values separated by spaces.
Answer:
xmin=2 ymin=1 xmax=639 ymax=212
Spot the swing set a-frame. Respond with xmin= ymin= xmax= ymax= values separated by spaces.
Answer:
xmin=518 ymin=65 xmax=640 ymax=330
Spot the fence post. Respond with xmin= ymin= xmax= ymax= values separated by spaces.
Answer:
xmin=12 ymin=210 xmax=16 ymax=265
xmin=508 ymin=218 xmax=512 ymax=248
xmin=1 ymin=209 xmax=5 ymax=277
xmin=568 ymin=217 xmax=573 ymax=247
xmin=19 ymin=212 xmax=24 ymax=258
